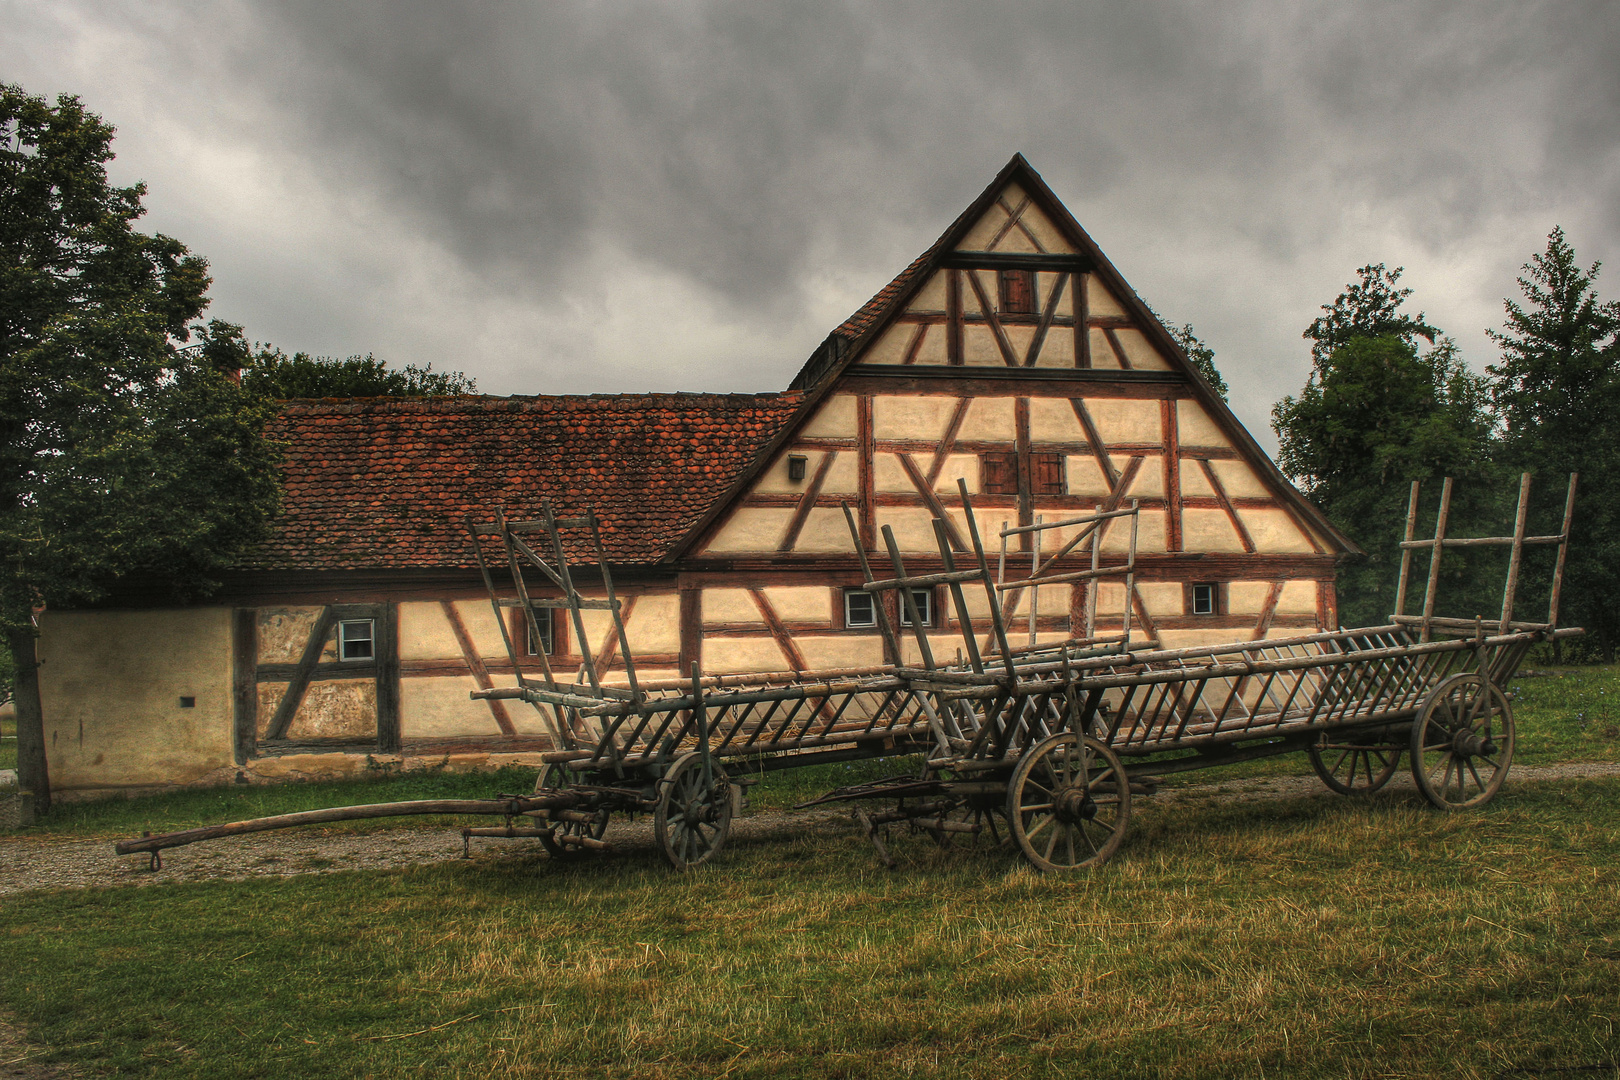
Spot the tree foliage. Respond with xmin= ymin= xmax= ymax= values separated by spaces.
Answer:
xmin=1487 ymin=227 xmax=1620 ymax=657
xmin=1303 ymin=263 xmax=1442 ymax=366
xmin=0 ymin=85 xmax=281 ymax=808
xmin=244 ymin=350 xmax=475 ymax=399
xmin=1167 ymin=323 xmax=1229 ymax=400
xmin=1276 ymin=267 xmax=1498 ymax=627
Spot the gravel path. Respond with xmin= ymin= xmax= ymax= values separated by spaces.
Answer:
xmin=3 ymin=761 xmax=1618 ymax=898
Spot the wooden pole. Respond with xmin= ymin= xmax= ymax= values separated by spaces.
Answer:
xmin=542 ymin=499 xmax=602 ymax=694
xmin=883 ymin=524 xmax=937 ymax=671
xmin=1548 ymin=473 xmax=1579 ymax=629
xmin=957 ymin=479 xmax=1018 ymax=677
xmin=932 ymin=517 xmax=985 ymax=675
xmin=1087 ymin=504 xmax=1100 ymax=640
xmin=1500 ymin=472 xmax=1533 ymax=626
xmin=842 ymin=502 xmax=905 ymax=665
xmin=114 ymin=796 xmax=577 ymax=857
xmin=1420 ymin=478 xmax=1453 ymax=642
xmin=1393 ymin=481 xmax=1420 ymax=619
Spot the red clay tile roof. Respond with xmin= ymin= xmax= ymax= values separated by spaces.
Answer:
xmin=245 ymin=392 xmax=803 ymax=571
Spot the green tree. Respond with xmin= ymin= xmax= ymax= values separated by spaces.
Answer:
xmin=1 ymin=86 xmax=281 ymax=810
xmin=1167 ymin=323 xmax=1229 ymax=400
xmin=244 ymin=350 xmax=475 ymax=398
xmin=1304 ymin=263 xmax=1442 ymax=365
xmin=1488 ymin=227 xmax=1620 ymax=659
xmin=1276 ymin=268 xmax=1498 ymax=627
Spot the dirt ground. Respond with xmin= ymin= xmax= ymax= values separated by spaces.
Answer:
xmin=1 ymin=761 xmax=1618 ymax=1077
xmin=4 ymin=762 xmax=1620 ymax=898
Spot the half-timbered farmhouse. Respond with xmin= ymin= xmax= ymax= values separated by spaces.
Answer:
xmin=38 ymin=155 xmax=1355 ymax=795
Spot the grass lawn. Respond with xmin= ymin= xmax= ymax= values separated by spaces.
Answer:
xmin=2 ymin=778 xmax=1618 ymax=1078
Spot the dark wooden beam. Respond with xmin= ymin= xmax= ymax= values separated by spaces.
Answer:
xmin=263 ymin=606 xmax=335 ymax=741
xmin=1198 ymin=458 xmax=1256 ymax=554
xmin=940 ymin=252 xmax=1093 ymax=271
xmin=964 ymin=270 xmax=1021 ymax=367
xmin=946 ymin=269 xmax=963 ymax=365
xmin=376 ymin=602 xmax=400 ymax=752
xmin=857 ymin=394 xmax=876 ymax=549
xmin=1162 ymin=399 xmax=1182 ymax=552
xmin=1024 ymin=272 xmax=1067 ymax=366
xmin=232 ymin=608 xmax=257 ymax=764
xmin=746 ymin=588 xmax=810 ymax=672
xmin=778 ymin=450 xmax=838 ymax=552
xmin=439 ymin=600 xmax=515 ymax=735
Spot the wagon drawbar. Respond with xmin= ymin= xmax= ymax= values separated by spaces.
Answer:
xmin=115 ymin=472 xmax=1580 ymax=873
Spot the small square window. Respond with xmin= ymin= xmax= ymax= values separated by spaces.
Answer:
xmin=338 ymin=619 xmax=375 ymax=661
xmin=526 ymin=609 xmax=554 ymax=655
xmin=1191 ymin=584 xmax=1218 ymax=616
xmin=844 ymin=590 xmax=877 ymax=628
xmin=899 ymin=588 xmax=933 ymax=627
xmin=999 ymin=269 xmax=1036 ymax=314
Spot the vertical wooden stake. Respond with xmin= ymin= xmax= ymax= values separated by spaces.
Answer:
xmin=1393 ymin=480 xmax=1421 ymax=619
xmin=1500 ymin=472 xmax=1533 ymax=626
xmin=1086 ymin=504 xmax=1100 ymax=641
xmin=842 ymin=503 xmax=903 ymax=666
xmin=1548 ymin=473 xmax=1579 ymax=629
xmin=1420 ymin=477 xmax=1454 ymax=642
xmin=882 ymin=524 xmax=937 ymax=671
xmin=957 ymin=479 xmax=1018 ymax=677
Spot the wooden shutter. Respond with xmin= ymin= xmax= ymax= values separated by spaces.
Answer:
xmin=999 ymin=269 xmax=1035 ymax=314
xmin=1031 ymin=453 xmax=1066 ymax=496
xmin=982 ymin=452 xmax=1018 ymax=494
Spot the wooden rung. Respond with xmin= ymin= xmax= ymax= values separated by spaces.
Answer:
xmin=997 ymin=565 xmax=1126 ymax=590
xmin=863 ymin=569 xmax=984 ymax=590
xmin=1399 ymin=535 xmax=1564 ymax=549
xmin=998 ymin=506 xmax=1137 ymax=537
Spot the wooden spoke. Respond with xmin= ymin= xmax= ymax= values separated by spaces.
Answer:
xmin=654 ymin=752 xmax=734 ymax=870
xmin=1410 ymin=674 xmax=1514 ymax=810
xmin=1308 ymin=730 xmax=1401 ymax=795
xmin=1006 ymin=732 xmax=1131 ymax=872
xmin=533 ymin=763 xmax=608 ymax=861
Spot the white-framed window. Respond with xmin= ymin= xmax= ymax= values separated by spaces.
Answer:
xmin=899 ymin=587 xmax=934 ymax=627
xmin=338 ymin=619 xmax=375 ymax=661
xmin=526 ymin=609 xmax=554 ymax=655
xmin=1191 ymin=583 xmax=1218 ymax=616
xmin=844 ymin=589 xmax=877 ymax=628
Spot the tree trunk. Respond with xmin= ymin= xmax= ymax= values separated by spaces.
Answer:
xmin=5 ymin=625 xmax=48 ymax=815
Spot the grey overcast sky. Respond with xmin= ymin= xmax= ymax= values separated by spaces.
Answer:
xmin=5 ymin=1 xmax=1618 ymax=448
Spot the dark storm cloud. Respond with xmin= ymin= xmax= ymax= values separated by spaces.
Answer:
xmin=4 ymin=0 xmax=1617 ymax=435
xmin=241 ymin=0 xmax=1620 ymax=282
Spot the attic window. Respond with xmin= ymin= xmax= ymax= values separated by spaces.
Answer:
xmin=1191 ymin=584 xmax=1219 ymax=616
xmin=787 ymin=454 xmax=808 ymax=481
xmin=526 ymin=609 xmax=554 ymax=655
xmin=999 ymin=269 xmax=1036 ymax=315
xmin=338 ymin=619 xmax=374 ymax=661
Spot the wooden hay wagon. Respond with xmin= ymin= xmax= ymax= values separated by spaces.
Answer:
xmin=115 ymin=473 xmax=1578 ymax=875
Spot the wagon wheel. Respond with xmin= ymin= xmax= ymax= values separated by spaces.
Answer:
xmin=533 ymin=763 xmax=608 ymax=861
xmin=1409 ymin=674 xmax=1515 ymax=810
xmin=654 ymin=753 xmax=733 ymax=870
xmin=1308 ymin=731 xmax=1402 ymax=795
xmin=1006 ymin=733 xmax=1131 ymax=873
